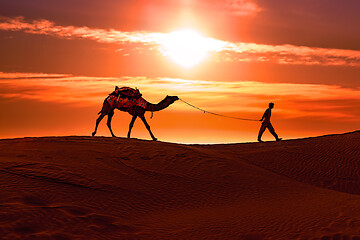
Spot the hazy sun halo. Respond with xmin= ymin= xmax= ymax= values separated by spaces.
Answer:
xmin=160 ymin=29 xmax=210 ymax=68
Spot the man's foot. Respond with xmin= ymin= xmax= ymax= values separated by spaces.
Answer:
xmin=276 ymin=138 xmax=282 ymax=141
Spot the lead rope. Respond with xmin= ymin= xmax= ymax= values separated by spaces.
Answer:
xmin=179 ymin=98 xmax=259 ymax=121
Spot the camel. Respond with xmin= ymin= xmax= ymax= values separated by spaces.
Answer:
xmin=92 ymin=93 xmax=179 ymax=141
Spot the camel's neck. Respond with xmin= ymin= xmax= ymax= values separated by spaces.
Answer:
xmin=146 ymin=97 xmax=173 ymax=112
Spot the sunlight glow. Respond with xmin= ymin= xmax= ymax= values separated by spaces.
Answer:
xmin=159 ymin=29 xmax=214 ymax=68
xmin=2 ymin=17 xmax=360 ymax=67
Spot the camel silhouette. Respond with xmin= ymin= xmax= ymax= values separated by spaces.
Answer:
xmin=92 ymin=93 xmax=179 ymax=141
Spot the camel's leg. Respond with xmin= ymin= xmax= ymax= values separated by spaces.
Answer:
xmin=92 ymin=112 xmax=106 ymax=136
xmin=107 ymin=110 xmax=116 ymax=137
xmin=127 ymin=115 xmax=137 ymax=138
xmin=92 ymin=100 xmax=112 ymax=136
xmin=139 ymin=115 xmax=157 ymax=141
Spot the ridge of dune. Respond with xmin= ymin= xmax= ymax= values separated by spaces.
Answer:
xmin=0 ymin=131 xmax=359 ymax=239
xmin=203 ymin=130 xmax=360 ymax=195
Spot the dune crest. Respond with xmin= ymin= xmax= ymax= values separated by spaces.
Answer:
xmin=0 ymin=131 xmax=360 ymax=239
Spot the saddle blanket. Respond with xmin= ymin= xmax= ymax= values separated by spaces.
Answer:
xmin=106 ymin=95 xmax=148 ymax=109
xmin=116 ymin=87 xmax=142 ymax=98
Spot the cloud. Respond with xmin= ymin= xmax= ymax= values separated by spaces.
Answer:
xmin=218 ymin=42 xmax=360 ymax=66
xmin=0 ymin=72 xmax=71 ymax=79
xmin=0 ymin=16 xmax=360 ymax=67
xmin=0 ymin=72 xmax=359 ymax=122
xmin=224 ymin=0 xmax=262 ymax=16
xmin=0 ymin=16 xmax=153 ymax=44
xmin=143 ymin=0 xmax=262 ymax=17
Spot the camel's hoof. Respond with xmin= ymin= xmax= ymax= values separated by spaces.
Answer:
xmin=92 ymin=132 xmax=96 ymax=136
xmin=152 ymin=138 xmax=158 ymax=141
xmin=112 ymin=135 xmax=117 ymax=138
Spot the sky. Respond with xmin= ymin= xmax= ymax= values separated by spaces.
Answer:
xmin=0 ymin=0 xmax=359 ymax=143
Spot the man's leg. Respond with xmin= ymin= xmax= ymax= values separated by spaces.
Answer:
xmin=258 ymin=122 xmax=267 ymax=142
xmin=267 ymin=122 xmax=280 ymax=141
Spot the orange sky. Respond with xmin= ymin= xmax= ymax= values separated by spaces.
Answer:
xmin=0 ymin=0 xmax=359 ymax=143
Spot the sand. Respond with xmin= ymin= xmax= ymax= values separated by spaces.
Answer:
xmin=0 ymin=131 xmax=359 ymax=239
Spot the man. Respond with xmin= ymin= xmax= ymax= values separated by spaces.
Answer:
xmin=258 ymin=102 xmax=282 ymax=142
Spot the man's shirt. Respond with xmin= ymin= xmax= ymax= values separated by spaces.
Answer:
xmin=262 ymin=108 xmax=271 ymax=122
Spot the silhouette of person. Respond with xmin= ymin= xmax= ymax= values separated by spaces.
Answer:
xmin=258 ymin=102 xmax=282 ymax=142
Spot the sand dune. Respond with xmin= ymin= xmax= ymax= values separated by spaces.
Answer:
xmin=0 ymin=131 xmax=360 ymax=239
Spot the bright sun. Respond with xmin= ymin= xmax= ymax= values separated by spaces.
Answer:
xmin=160 ymin=29 xmax=210 ymax=68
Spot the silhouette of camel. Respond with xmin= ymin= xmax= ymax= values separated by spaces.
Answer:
xmin=92 ymin=94 xmax=179 ymax=140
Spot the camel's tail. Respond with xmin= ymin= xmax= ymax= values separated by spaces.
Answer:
xmin=97 ymin=98 xmax=109 ymax=114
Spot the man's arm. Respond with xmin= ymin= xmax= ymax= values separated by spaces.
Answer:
xmin=260 ymin=109 xmax=269 ymax=121
xmin=260 ymin=109 xmax=266 ymax=121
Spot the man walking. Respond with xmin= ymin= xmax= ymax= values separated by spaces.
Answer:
xmin=258 ymin=102 xmax=282 ymax=142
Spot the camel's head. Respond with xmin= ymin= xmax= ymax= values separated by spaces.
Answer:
xmin=167 ymin=95 xmax=179 ymax=104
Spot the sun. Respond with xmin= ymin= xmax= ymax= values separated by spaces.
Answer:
xmin=160 ymin=29 xmax=210 ymax=68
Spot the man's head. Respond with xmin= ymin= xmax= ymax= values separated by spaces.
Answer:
xmin=269 ymin=102 xmax=274 ymax=109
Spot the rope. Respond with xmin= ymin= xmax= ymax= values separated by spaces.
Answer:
xmin=179 ymin=98 xmax=259 ymax=121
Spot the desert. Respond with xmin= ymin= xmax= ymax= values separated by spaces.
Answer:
xmin=0 ymin=131 xmax=359 ymax=239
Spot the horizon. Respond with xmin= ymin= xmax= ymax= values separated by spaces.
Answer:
xmin=0 ymin=1 xmax=359 ymax=143
xmin=1 ymin=130 xmax=359 ymax=146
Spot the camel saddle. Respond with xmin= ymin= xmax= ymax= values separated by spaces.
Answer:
xmin=106 ymin=94 xmax=148 ymax=109
xmin=115 ymin=87 xmax=142 ymax=98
